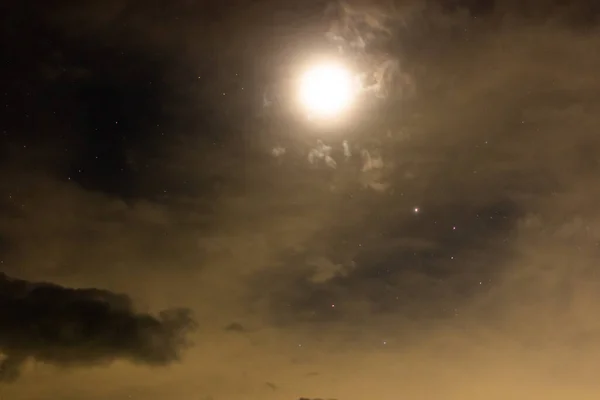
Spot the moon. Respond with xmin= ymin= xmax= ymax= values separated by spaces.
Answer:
xmin=298 ymin=63 xmax=356 ymax=119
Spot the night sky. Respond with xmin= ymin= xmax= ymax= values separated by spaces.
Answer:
xmin=2 ymin=1 xmax=600 ymax=399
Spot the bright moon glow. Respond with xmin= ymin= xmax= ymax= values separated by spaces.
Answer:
xmin=299 ymin=63 xmax=355 ymax=118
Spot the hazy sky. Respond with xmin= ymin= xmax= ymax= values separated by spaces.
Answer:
xmin=2 ymin=1 xmax=600 ymax=399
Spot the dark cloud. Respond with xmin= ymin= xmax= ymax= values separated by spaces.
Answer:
xmin=0 ymin=273 xmax=195 ymax=382
xmin=225 ymin=322 xmax=246 ymax=332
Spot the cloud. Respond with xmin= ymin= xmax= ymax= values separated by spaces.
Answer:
xmin=0 ymin=273 xmax=196 ymax=382
xmin=307 ymin=257 xmax=355 ymax=284
xmin=4 ymin=0 xmax=600 ymax=397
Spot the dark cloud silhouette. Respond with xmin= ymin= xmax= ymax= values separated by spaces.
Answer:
xmin=0 ymin=273 xmax=195 ymax=382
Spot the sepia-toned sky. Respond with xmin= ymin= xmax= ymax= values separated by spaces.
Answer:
xmin=2 ymin=0 xmax=600 ymax=399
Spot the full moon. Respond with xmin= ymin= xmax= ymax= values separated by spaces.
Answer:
xmin=298 ymin=63 xmax=356 ymax=118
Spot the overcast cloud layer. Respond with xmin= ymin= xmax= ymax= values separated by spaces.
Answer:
xmin=1 ymin=1 xmax=600 ymax=399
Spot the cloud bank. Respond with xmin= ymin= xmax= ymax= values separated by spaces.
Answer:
xmin=0 ymin=273 xmax=195 ymax=382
